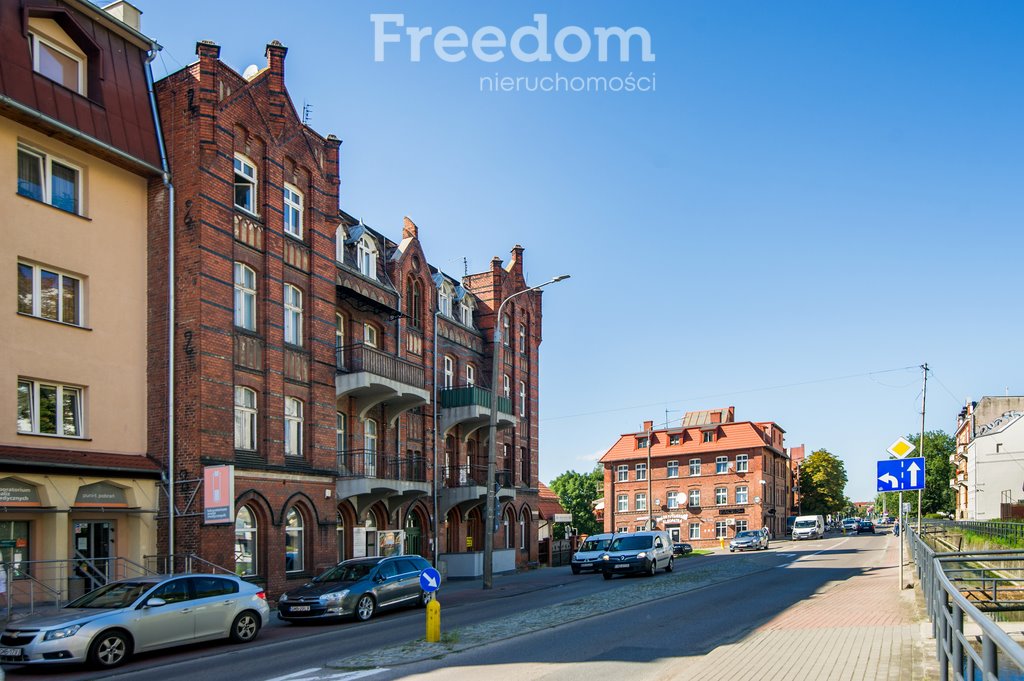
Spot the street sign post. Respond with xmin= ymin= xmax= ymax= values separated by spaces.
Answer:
xmin=876 ymin=458 xmax=926 ymax=492
xmin=420 ymin=567 xmax=442 ymax=643
xmin=419 ymin=567 xmax=441 ymax=593
xmin=887 ymin=437 xmax=916 ymax=459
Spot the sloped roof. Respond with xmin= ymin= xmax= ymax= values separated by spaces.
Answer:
xmin=599 ymin=420 xmax=785 ymax=464
xmin=0 ymin=445 xmax=163 ymax=476
xmin=536 ymin=482 xmax=566 ymax=520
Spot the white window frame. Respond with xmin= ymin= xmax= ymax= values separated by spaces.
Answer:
xmin=234 ymin=386 xmax=257 ymax=451
xmin=234 ymin=263 xmax=256 ymax=331
xmin=519 ymin=510 xmax=527 ymax=550
xmin=28 ymin=31 xmax=85 ymax=95
xmin=357 ymin=235 xmax=378 ymax=279
xmin=635 ymin=463 xmax=647 ymax=481
xmin=284 ymin=397 xmax=303 ymax=457
xmin=284 ymin=284 xmax=302 ymax=347
xmin=335 ymin=313 xmax=345 ymax=365
xmin=715 ymin=487 xmax=727 ymax=505
xmin=443 ymin=356 xmax=454 ymax=388
xmin=715 ymin=521 xmax=728 ymax=539
xmin=736 ymin=486 xmax=748 ymax=504
xmin=364 ymin=323 xmax=378 ymax=348
xmin=667 ymin=460 xmax=679 ymax=478
xmin=502 ymin=315 xmax=511 ymax=346
xmin=283 ymin=183 xmax=303 ymax=239
xmin=17 ymin=378 xmax=83 ymax=437
xmin=667 ymin=491 xmax=678 ymax=509
xmin=466 ymin=364 xmax=475 ymax=386
xmin=235 ymin=506 xmax=257 ymax=577
xmin=335 ymin=224 xmax=347 ymax=262
xmin=617 ymin=494 xmax=628 ymax=512
xmin=503 ymin=374 xmax=510 ymax=398
xmin=616 ymin=465 xmax=628 ymax=482
xmin=689 ymin=458 xmax=701 ymax=476
xmin=716 ymin=456 xmax=728 ymax=474
xmin=518 ymin=323 xmax=526 ymax=353
xmin=518 ymin=381 xmax=526 ymax=416
xmin=736 ymin=520 xmax=748 ymax=533
xmin=688 ymin=489 xmax=700 ymax=507
xmin=17 ymin=260 xmax=82 ymax=325
xmin=635 ymin=492 xmax=647 ymax=512
xmin=17 ymin=144 xmax=81 ymax=214
xmin=459 ymin=300 xmax=472 ymax=327
xmin=336 ymin=411 xmax=346 ymax=457
xmin=233 ymin=154 xmax=257 ymax=214
xmin=285 ymin=507 xmax=304 ymax=573
xmin=438 ymin=286 xmax=452 ymax=317
xmin=736 ymin=454 xmax=749 ymax=473
xmin=689 ymin=523 xmax=700 ymax=540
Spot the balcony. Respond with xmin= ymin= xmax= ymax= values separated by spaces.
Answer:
xmin=439 ymin=463 xmax=516 ymax=517
xmin=439 ymin=386 xmax=517 ymax=440
xmin=335 ymin=449 xmax=431 ymax=516
xmin=336 ymin=343 xmax=430 ymax=424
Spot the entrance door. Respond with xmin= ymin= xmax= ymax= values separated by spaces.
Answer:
xmin=72 ymin=521 xmax=113 ymax=591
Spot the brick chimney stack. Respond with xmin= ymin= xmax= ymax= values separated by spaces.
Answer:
xmin=643 ymin=420 xmax=654 ymax=432
xmin=195 ymin=40 xmax=220 ymax=156
xmin=265 ymin=41 xmax=288 ymax=137
xmin=508 ymin=244 xmax=525 ymax=281
xmin=325 ymin=134 xmax=341 ymax=190
xmin=402 ymin=216 xmax=418 ymax=240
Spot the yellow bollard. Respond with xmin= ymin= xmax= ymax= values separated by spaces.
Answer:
xmin=425 ymin=596 xmax=440 ymax=643
xmin=720 ymin=538 xmax=725 ymax=550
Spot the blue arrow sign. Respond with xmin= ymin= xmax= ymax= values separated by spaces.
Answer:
xmin=419 ymin=567 xmax=441 ymax=593
xmin=877 ymin=457 xmax=926 ymax=492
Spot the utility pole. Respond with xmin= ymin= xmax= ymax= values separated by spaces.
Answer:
xmin=647 ymin=426 xmax=654 ymax=531
xmin=918 ymin=363 xmax=928 ymax=533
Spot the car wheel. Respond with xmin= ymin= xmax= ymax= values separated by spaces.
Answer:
xmin=355 ymin=594 xmax=376 ymax=621
xmin=665 ymin=557 xmax=673 ymax=573
xmin=648 ymin=560 xmax=657 ymax=577
xmin=571 ymin=565 xmax=581 ymax=575
xmin=765 ymin=542 xmax=770 ymax=550
xmin=730 ymin=548 xmax=735 ymax=552
xmin=603 ymin=572 xmax=613 ymax=580
xmin=230 ymin=610 xmax=261 ymax=643
xmin=88 ymin=629 xmax=132 ymax=669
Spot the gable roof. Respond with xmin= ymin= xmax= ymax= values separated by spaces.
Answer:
xmin=599 ymin=420 xmax=786 ymax=464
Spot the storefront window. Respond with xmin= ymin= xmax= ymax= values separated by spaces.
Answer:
xmin=285 ymin=508 xmax=303 ymax=572
xmin=234 ymin=507 xmax=256 ymax=577
xmin=0 ymin=521 xmax=30 ymax=578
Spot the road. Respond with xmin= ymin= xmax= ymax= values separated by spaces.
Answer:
xmin=1 ymin=531 xmax=890 ymax=681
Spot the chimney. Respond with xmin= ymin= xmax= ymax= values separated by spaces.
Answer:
xmin=194 ymin=41 xmax=221 ymax=154
xmin=508 ymin=244 xmax=525 ymax=280
xmin=265 ymin=41 xmax=289 ymax=137
xmin=402 ymin=216 xmax=418 ymax=240
xmin=325 ymin=134 xmax=341 ymax=190
xmin=103 ymin=0 xmax=142 ymax=31
xmin=643 ymin=420 xmax=653 ymax=432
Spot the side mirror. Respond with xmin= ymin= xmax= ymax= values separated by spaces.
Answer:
xmin=145 ymin=597 xmax=167 ymax=608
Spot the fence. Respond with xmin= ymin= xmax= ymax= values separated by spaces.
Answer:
xmin=1 ymin=557 xmax=153 ymax=619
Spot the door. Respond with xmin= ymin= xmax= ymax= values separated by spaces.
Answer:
xmin=373 ymin=560 xmax=403 ymax=607
xmin=394 ymin=558 xmax=423 ymax=602
xmin=132 ymin=578 xmax=196 ymax=651
xmin=190 ymin=577 xmax=239 ymax=639
xmin=72 ymin=521 xmax=113 ymax=592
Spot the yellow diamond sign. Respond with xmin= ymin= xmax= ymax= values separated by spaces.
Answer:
xmin=887 ymin=437 xmax=916 ymax=459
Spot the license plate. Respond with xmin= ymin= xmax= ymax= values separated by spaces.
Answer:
xmin=289 ymin=605 xmax=310 ymax=612
xmin=581 ymin=562 xmax=592 ymax=568
xmin=615 ymin=564 xmax=630 ymax=569
xmin=0 ymin=647 xmax=21 ymax=658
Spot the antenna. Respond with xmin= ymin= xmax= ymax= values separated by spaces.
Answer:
xmin=463 ymin=257 xmax=468 ymax=277
xmin=302 ymin=101 xmax=313 ymax=125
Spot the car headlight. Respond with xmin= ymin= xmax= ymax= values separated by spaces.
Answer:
xmin=601 ymin=554 xmax=610 ymax=561
xmin=636 ymin=552 xmax=647 ymax=559
xmin=44 ymin=624 xmax=83 ymax=641
xmin=319 ymin=590 xmax=348 ymax=605
xmin=279 ymin=593 xmax=288 ymax=603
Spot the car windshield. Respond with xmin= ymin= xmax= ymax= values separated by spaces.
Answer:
xmin=580 ymin=538 xmax=610 ymax=552
xmin=794 ymin=520 xmax=816 ymax=528
xmin=66 ymin=581 xmax=152 ymax=609
xmin=736 ymin=531 xmax=760 ymax=538
xmin=314 ymin=562 xmax=375 ymax=583
xmin=609 ymin=536 xmax=652 ymax=551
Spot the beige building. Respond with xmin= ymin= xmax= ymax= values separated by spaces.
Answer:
xmin=0 ymin=0 xmax=164 ymax=600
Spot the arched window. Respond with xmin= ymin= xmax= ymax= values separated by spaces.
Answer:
xmin=335 ymin=224 xmax=347 ymax=263
xmin=233 ymin=263 xmax=256 ymax=331
xmin=233 ymin=154 xmax=257 ymax=213
xmin=520 ymin=508 xmax=530 ymax=550
xmin=335 ymin=313 xmax=345 ymax=368
xmin=357 ymin=235 xmax=377 ymax=279
xmin=518 ymin=381 xmax=526 ymax=416
xmin=364 ymin=418 xmax=378 ymax=477
xmin=284 ymin=397 xmax=303 ymax=457
xmin=285 ymin=507 xmax=303 ymax=572
xmin=443 ymin=356 xmax=454 ymax=388
xmin=406 ymin=278 xmax=422 ymax=329
xmin=234 ymin=386 xmax=257 ymax=451
xmin=235 ymin=506 xmax=257 ymax=577
xmin=284 ymin=284 xmax=303 ymax=347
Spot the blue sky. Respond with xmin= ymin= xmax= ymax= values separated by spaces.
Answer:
xmin=131 ymin=1 xmax=1024 ymax=502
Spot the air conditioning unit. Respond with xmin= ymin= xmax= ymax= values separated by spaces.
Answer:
xmin=725 ymin=518 xmax=736 ymax=526
xmin=727 ymin=462 xmax=734 ymax=470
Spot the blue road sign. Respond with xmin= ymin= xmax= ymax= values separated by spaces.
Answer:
xmin=877 ymin=457 xmax=926 ymax=492
xmin=419 ymin=567 xmax=441 ymax=593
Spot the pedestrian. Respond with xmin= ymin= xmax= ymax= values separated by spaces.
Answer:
xmin=893 ymin=519 xmax=900 ymax=537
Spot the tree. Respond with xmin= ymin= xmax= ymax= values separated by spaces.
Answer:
xmin=798 ymin=449 xmax=848 ymax=517
xmin=876 ymin=430 xmax=954 ymax=517
xmin=550 ymin=464 xmax=604 ymax=539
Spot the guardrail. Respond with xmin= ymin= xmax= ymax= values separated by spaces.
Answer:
xmin=909 ymin=522 xmax=1024 ymax=680
xmin=929 ymin=520 xmax=1024 ymax=546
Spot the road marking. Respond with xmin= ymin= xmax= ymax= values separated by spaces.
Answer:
xmin=777 ymin=538 xmax=850 ymax=568
xmin=263 ymin=670 xmax=387 ymax=681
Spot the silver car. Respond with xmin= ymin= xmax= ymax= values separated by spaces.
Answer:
xmin=0 ymin=574 xmax=268 ymax=669
xmin=729 ymin=529 xmax=769 ymax=552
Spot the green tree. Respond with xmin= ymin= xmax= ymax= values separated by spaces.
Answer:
xmin=875 ymin=430 xmax=954 ymax=517
xmin=550 ymin=464 xmax=604 ymax=539
xmin=798 ymin=449 xmax=848 ymax=517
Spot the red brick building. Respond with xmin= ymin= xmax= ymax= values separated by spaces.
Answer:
xmin=600 ymin=407 xmax=792 ymax=546
xmin=150 ymin=40 xmax=548 ymax=596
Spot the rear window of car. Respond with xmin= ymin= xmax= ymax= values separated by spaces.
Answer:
xmin=394 ymin=559 xmax=422 ymax=575
xmin=192 ymin=577 xmax=238 ymax=599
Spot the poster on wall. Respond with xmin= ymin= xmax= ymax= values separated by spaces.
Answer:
xmin=352 ymin=528 xmax=367 ymax=558
xmin=203 ymin=465 xmax=234 ymax=524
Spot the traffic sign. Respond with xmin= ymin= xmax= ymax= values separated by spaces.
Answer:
xmin=419 ymin=567 xmax=441 ymax=593
xmin=887 ymin=437 xmax=916 ymax=459
xmin=877 ymin=457 xmax=925 ymax=491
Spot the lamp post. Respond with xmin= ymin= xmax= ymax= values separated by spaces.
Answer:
xmin=483 ymin=274 xmax=569 ymax=589
xmin=647 ymin=427 xmax=653 ymax=530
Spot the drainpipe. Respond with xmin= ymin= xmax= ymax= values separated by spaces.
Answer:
xmin=144 ymin=49 xmax=175 ymax=570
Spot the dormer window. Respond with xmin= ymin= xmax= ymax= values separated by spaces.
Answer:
xmin=438 ymin=285 xmax=453 ymax=317
xmin=335 ymin=225 xmax=347 ymax=262
xmin=357 ymin=235 xmax=377 ymax=279
xmin=28 ymin=28 xmax=85 ymax=95
xmin=234 ymin=155 xmax=257 ymax=214
xmin=459 ymin=300 xmax=472 ymax=327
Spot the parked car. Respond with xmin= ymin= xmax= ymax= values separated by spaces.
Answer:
xmin=842 ymin=518 xmax=859 ymax=532
xmin=279 ymin=554 xmax=433 ymax=623
xmin=571 ymin=533 xmax=615 ymax=574
xmin=672 ymin=542 xmax=693 ymax=557
xmin=856 ymin=520 xmax=875 ymax=534
xmin=597 ymin=531 xmax=674 ymax=580
xmin=0 ymin=574 xmax=268 ymax=670
xmin=729 ymin=529 xmax=769 ymax=552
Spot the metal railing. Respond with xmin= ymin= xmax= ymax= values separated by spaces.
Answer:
xmin=336 ymin=343 xmax=425 ymax=389
xmin=337 ymin=449 xmax=427 ymax=482
xmin=909 ymin=522 xmax=1024 ymax=680
xmin=930 ymin=520 xmax=1024 ymax=545
xmin=2 ymin=557 xmax=155 ymax=619
xmin=442 ymin=464 xmax=513 ymax=489
xmin=143 ymin=554 xmax=235 ymax=576
xmin=439 ymin=385 xmax=514 ymax=415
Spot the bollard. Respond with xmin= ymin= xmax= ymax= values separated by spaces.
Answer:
xmin=425 ymin=597 xmax=440 ymax=643
xmin=720 ymin=538 xmax=725 ymax=550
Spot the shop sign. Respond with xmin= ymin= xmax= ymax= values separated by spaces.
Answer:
xmin=0 ymin=478 xmax=41 ymax=506
xmin=718 ymin=507 xmax=745 ymax=515
xmin=203 ymin=465 xmax=234 ymax=524
xmin=75 ymin=481 xmax=128 ymax=507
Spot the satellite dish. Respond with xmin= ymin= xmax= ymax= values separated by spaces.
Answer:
xmin=242 ymin=64 xmax=260 ymax=80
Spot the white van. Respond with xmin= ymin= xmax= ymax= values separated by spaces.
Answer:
xmin=571 ymin=533 xmax=615 ymax=574
xmin=791 ymin=515 xmax=825 ymax=540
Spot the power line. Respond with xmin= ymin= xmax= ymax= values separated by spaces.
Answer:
xmin=542 ymin=365 xmax=922 ymax=423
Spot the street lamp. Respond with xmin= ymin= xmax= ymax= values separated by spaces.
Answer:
xmin=483 ymin=274 xmax=570 ymax=589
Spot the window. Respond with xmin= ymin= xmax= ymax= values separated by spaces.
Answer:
xmin=667 ymin=491 xmax=679 ymax=509
xmin=736 ymin=454 xmax=749 ymax=473
xmin=689 ymin=523 xmax=700 ymax=540
xmin=635 ymin=463 xmax=647 ymax=481
xmin=635 ymin=493 xmax=647 ymax=512
xmin=736 ymin=486 xmax=748 ymax=504
xmin=688 ymin=489 xmax=700 ymax=507
xmin=669 ymin=434 xmax=680 ymax=446
xmin=285 ymin=507 xmax=303 ymax=572
xmin=18 ymin=145 xmax=80 ymax=213
xmin=17 ymin=378 xmax=82 ymax=437
xmin=616 ymin=465 xmax=628 ymax=482
xmin=667 ymin=460 xmax=679 ymax=478
xmin=518 ymin=323 xmax=526 ymax=353
xmin=357 ymin=235 xmax=377 ymax=279
xmin=637 ymin=436 xmax=649 ymax=449
xmin=363 ymin=323 xmax=378 ymax=348
xmin=233 ymin=263 xmax=256 ymax=331
xmin=152 ymin=578 xmax=191 ymax=605
xmin=235 ymin=507 xmax=257 ymax=577
xmin=192 ymin=576 xmax=238 ymax=599
xmin=335 ymin=313 xmax=345 ymax=366
xmin=736 ymin=520 xmax=748 ymax=533
xmin=284 ymin=284 xmax=302 ymax=346
xmin=689 ymin=458 xmax=701 ymax=476
xmin=443 ymin=356 xmax=454 ymax=388
xmin=716 ymin=456 xmax=728 ymax=474
xmin=703 ymin=431 xmax=715 ymax=443
xmin=715 ymin=521 xmax=728 ymax=539
xmin=234 ymin=387 xmax=257 ymax=451
xmin=502 ymin=315 xmax=511 ymax=346
xmin=406 ymin=278 xmax=422 ymax=329
xmin=438 ymin=286 xmax=452 ymax=317
xmin=503 ymin=374 xmax=510 ymax=398
xmin=617 ymin=526 xmax=628 ymax=534
xmin=520 ymin=509 xmax=527 ymax=550
xmin=233 ymin=155 xmax=257 ymax=213
xmin=283 ymin=184 xmax=303 ymax=238
xmin=616 ymin=494 xmax=628 ymax=512
xmin=364 ymin=418 xmax=378 ymax=477
xmin=17 ymin=261 xmax=81 ymax=325
xmin=284 ymin=397 xmax=303 ymax=456
xmin=466 ymin=364 xmax=475 ymax=386
xmin=715 ymin=487 xmax=727 ymax=505
xmin=459 ymin=300 xmax=472 ymax=326
xmin=335 ymin=224 xmax=346 ymax=262
xmin=336 ymin=411 xmax=346 ymax=457
xmin=518 ymin=381 xmax=526 ymax=416
xmin=28 ymin=31 xmax=85 ymax=94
